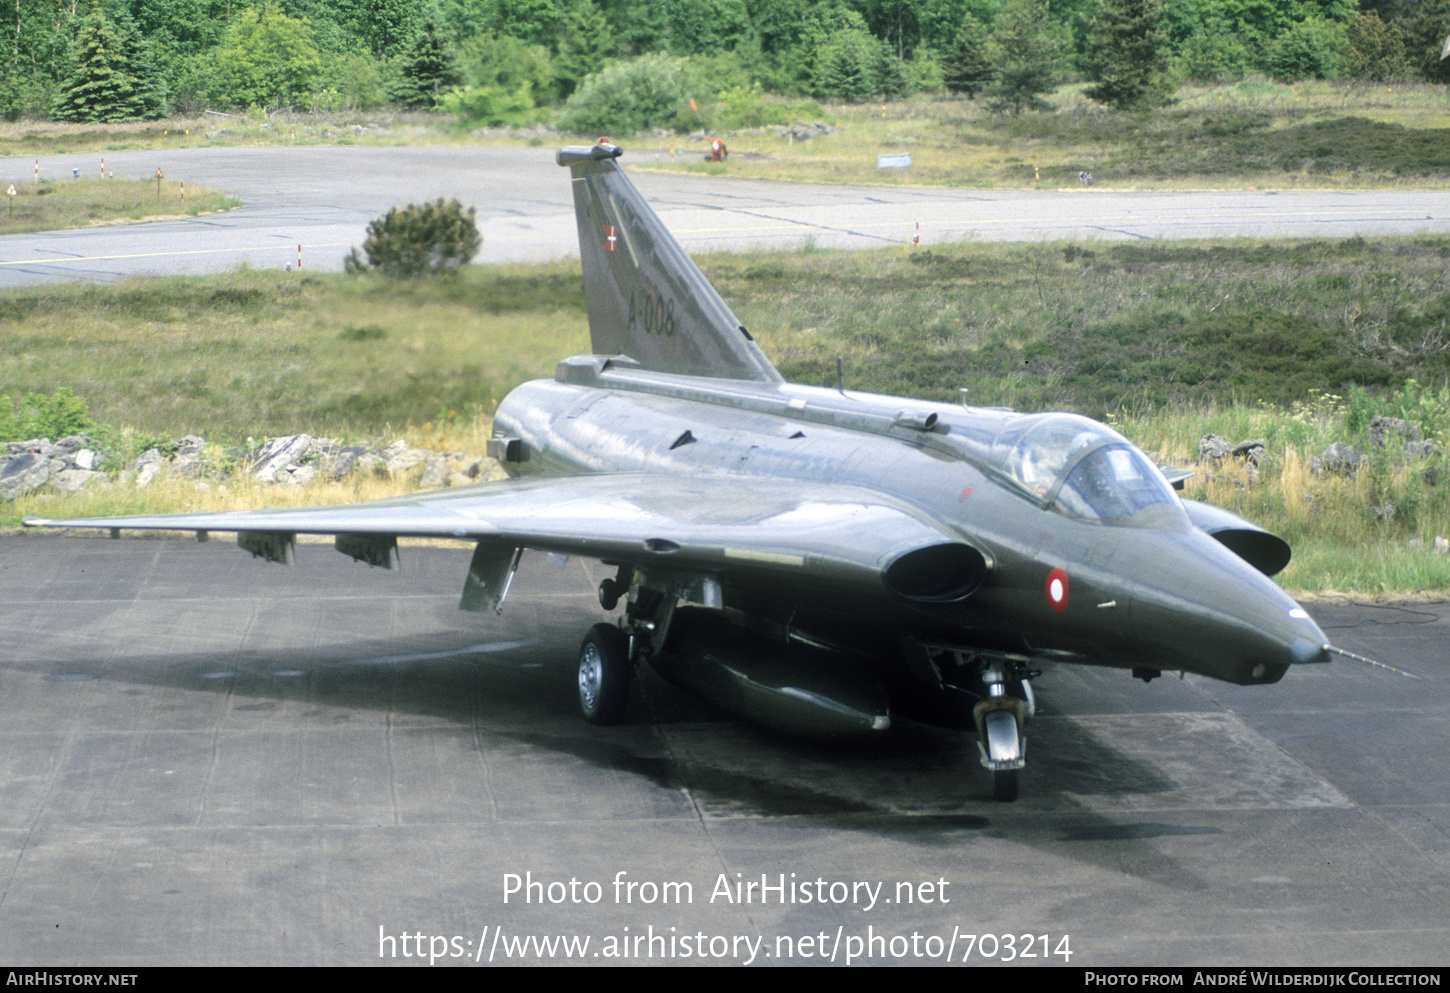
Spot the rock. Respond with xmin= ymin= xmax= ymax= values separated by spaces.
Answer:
xmin=382 ymin=440 xmax=430 ymax=475
xmin=1310 ymin=442 xmax=1365 ymax=476
xmin=322 ymin=445 xmax=369 ymax=480
xmin=125 ymin=448 xmax=162 ymax=486
xmin=50 ymin=468 xmax=104 ymax=493
xmin=0 ymin=451 xmax=52 ymax=499
xmin=1436 ymin=536 xmax=1449 ymax=555
xmin=253 ymin=434 xmax=313 ymax=482
xmin=778 ymin=121 xmax=835 ymax=141
xmin=1 ymin=427 xmax=493 ymax=500
xmin=453 ymin=456 xmax=489 ymax=481
xmin=419 ymin=454 xmax=449 ymax=490
xmin=1368 ymin=415 xmax=1422 ymax=447
xmin=281 ymin=464 xmax=317 ymax=486
xmin=1403 ymin=440 xmax=1440 ymax=462
xmin=1198 ymin=434 xmax=1232 ymax=462
xmin=176 ymin=435 xmax=207 ymax=459
xmin=1231 ymin=439 xmax=1266 ymax=465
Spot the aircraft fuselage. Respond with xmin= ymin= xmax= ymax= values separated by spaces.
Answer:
xmin=493 ymin=354 xmax=1330 ymax=692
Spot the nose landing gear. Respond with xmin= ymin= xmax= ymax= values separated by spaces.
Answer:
xmin=972 ymin=663 xmax=1033 ymax=802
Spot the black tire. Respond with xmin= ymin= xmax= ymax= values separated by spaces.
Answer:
xmin=993 ymin=769 xmax=1019 ymax=802
xmin=578 ymin=623 xmax=631 ymax=725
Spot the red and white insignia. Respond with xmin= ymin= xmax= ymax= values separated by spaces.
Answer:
xmin=1045 ymin=568 xmax=1069 ymax=613
xmin=604 ymin=225 xmax=617 ymax=251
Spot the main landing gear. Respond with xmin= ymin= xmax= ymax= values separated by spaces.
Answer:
xmin=576 ymin=564 xmax=1038 ymax=803
xmin=575 ymin=564 xmax=664 ymax=726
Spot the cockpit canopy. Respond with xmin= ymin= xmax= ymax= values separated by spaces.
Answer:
xmin=991 ymin=414 xmax=1186 ymax=528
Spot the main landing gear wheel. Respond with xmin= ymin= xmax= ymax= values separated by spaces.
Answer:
xmin=993 ymin=769 xmax=1019 ymax=803
xmin=578 ymin=623 xmax=631 ymax=725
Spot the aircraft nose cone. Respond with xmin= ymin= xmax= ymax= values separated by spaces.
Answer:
xmin=1291 ymin=636 xmax=1331 ymax=666
xmin=1127 ymin=534 xmax=1331 ymax=685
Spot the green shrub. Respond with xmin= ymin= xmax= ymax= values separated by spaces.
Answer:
xmin=1343 ymin=12 xmax=1408 ymax=83
xmin=559 ymin=55 xmax=699 ymax=136
xmin=0 ymin=388 xmax=94 ymax=440
xmin=1263 ymin=17 xmax=1347 ymax=82
xmin=344 ymin=199 xmax=482 ymax=279
xmin=1174 ymin=27 xmax=1251 ymax=82
xmin=713 ymin=82 xmax=792 ymax=129
xmin=440 ymin=83 xmax=539 ymax=128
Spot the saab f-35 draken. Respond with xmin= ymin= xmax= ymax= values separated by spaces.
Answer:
xmin=27 ymin=143 xmax=1337 ymax=800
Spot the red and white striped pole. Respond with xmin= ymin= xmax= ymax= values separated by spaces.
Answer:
xmin=297 ymin=244 xmax=302 ymax=270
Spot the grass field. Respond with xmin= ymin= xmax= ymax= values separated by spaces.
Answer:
xmin=0 ymin=177 xmax=237 ymax=234
xmin=0 ymin=266 xmax=587 ymax=439
xmin=653 ymin=80 xmax=1450 ymax=189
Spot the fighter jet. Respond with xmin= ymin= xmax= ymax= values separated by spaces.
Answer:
xmin=26 ymin=143 xmax=1335 ymax=801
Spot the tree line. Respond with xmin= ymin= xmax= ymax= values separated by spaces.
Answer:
xmin=4 ymin=0 xmax=1450 ymax=126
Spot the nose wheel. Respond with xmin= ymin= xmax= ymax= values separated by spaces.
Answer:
xmin=978 ymin=707 xmax=1025 ymax=801
xmin=973 ymin=663 xmax=1031 ymax=802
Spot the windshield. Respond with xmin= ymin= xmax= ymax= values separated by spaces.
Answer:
xmin=994 ymin=414 xmax=1185 ymax=528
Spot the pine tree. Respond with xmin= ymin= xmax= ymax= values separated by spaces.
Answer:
xmin=1344 ymin=11 xmax=1407 ymax=83
xmin=813 ymin=29 xmax=878 ymax=102
xmin=1083 ymin=0 xmax=1172 ymax=110
xmin=116 ymin=14 xmax=168 ymax=120
xmin=555 ymin=1 xmax=615 ymax=100
xmin=985 ymin=0 xmax=1069 ymax=115
xmin=51 ymin=13 xmax=148 ymax=123
xmin=390 ymin=16 xmax=462 ymax=109
xmin=943 ymin=15 xmax=994 ymax=98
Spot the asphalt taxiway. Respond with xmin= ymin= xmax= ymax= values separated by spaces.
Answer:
xmin=0 ymin=534 xmax=1446 ymax=966
xmin=3 ymin=145 xmax=1450 ymax=287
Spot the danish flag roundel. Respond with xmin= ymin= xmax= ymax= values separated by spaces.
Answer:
xmin=1045 ymin=568 xmax=1069 ymax=612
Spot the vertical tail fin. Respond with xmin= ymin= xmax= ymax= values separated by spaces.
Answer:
xmin=557 ymin=144 xmax=782 ymax=383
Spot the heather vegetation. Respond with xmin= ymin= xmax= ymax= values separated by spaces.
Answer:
xmin=3 ymin=0 xmax=1449 ymax=131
